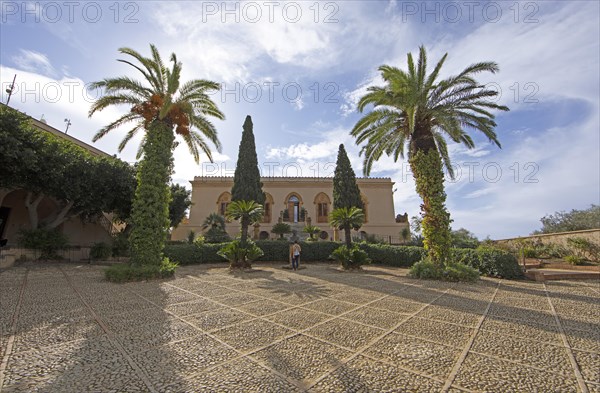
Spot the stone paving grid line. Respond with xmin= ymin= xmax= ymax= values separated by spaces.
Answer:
xmin=440 ymin=281 xmax=500 ymax=392
xmin=0 ymin=269 xmax=27 ymax=393
xmin=165 ymin=276 xmax=407 ymax=389
xmin=58 ymin=267 xmax=158 ymax=393
xmin=128 ymin=283 xmax=309 ymax=391
xmin=303 ymin=283 xmax=457 ymax=390
xmin=154 ymin=273 xmax=456 ymax=391
xmin=543 ymin=282 xmax=590 ymax=393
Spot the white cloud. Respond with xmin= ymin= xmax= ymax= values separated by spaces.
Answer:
xmin=12 ymin=50 xmax=56 ymax=77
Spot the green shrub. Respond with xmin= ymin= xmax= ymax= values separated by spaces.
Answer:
xmin=112 ymin=232 xmax=130 ymax=257
xmin=217 ymin=240 xmax=264 ymax=268
xmin=330 ymin=245 xmax=371 ymax=269
xmin=409 ymin=259 xmax=479 ymax=282
xmin=522 ymin=247 xmax=537 ymax=258
xmin=409 ymin=259 xmax=443 ymax=279
xmin=105 ymin=258 xmax=178 ymax=282
xmin=534 ymin=243 xmax=569 ymax=259
xmin=454 ymin=247 xmax=522 ymax=279
xmin=288 ymin=241 xmax=340 ymax=262
xmin=17 ymin=228 xmax=69 ymax=259
xmin=90 ymin=242 xmax=112 ymax=260
xmin=360 ymin=244 xmax=426 ymax=267
xmin=567 ymin=237 xmax=600 ymax=262
xmin=564 ymin=255 xmax=584 ymax=265
xmin=187 ymin=230 xmax=195 ymax=244
xmin=271 ymin=222 xmax=292 ymax=240
xmin=204 ymin=227 xmax=231 ymax=243
xmin=164 ymin=243 xmax=226 ymax=265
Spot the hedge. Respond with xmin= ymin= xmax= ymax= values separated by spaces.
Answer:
xmin=451 ymin=247 xmax=523 ymax=279
xmin=359 ymin=244 xmax=426 ymax=267
xmin=164 ymin=241 xmax=522 ymax=279
xmin=164 ymin=243 xmax=226 ymax=265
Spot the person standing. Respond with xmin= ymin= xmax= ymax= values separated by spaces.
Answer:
xmin=290 ymin=240 xmax=301 ymax=271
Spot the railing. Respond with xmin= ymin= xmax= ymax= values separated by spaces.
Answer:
xmin=98 ymin=214 xmax=119 ymax=236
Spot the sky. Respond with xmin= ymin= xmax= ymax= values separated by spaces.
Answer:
xmin=1 ymin=1 xmax=599 ymax=239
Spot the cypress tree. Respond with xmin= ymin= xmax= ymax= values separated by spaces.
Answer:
xmin=333 ymin=144 xmax=364 ymax=210
xmin=231 ymin=116 xmax=265 ymax=205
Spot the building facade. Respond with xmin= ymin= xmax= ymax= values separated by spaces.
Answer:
xmin=172 ymin=176 xmax=410 ymax=243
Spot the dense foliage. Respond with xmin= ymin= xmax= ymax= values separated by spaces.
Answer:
xmin=17 ymin=228 xmax=69 ymax=259
xmin=0 ymin=106 xmax=135 ymax=230
xmin=202 ymin=213 xmax=229 ymax=243
xmin=410 ymin=259 xmax=480 ymax=282
xmin=452 ymin=247 xmax=522 ymax=278
xmin=90 ymin=242 xmax=113 ymax=260
xmin=169 ymin=184 xmax=192 ymax=228
xmin=534 ymin=205 xmax=600 ymax=234
xmin=451 ymin=228 xmax=480 ymax=249
xmin=128 ymin=121 xmax=174 ymax=265
xmin=164 ymin=241 xmax=520 ymax=279
xmin=104 ymin=258 xmax=178 ymax=282
xmin=330 ymin=244 xmax=371 ymax=269
xmin=231 ymin=116 xmax=265 ymax=205
xmin=411 ymin=149 xmax=452 ymax=265
xmin=88 ymin=44 xmax=224 ymax=267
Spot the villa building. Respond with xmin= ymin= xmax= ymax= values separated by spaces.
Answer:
xmin=171 ymin=176 xmax=410 ymax=243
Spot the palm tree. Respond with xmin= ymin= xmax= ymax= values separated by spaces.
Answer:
xmin=271 ymin=222 xmax=292 ymax=240
xmin=303 ymin=225 xmax=321 ymax=241
xmin=351 ymin=46 xmax=508 ymax=265
xmin=225 ymin=200 xmax=264 ymax=246
xmin=329 ymin=207 xmax=365 ymax=248
xmin=202 ymin=213 xmax=226 ymax=231
xmin=88 ymin=44 xmax=224 ymax=266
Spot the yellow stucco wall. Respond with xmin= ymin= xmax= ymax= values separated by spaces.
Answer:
xmin=172 ymin=176 xmax=410 ymax=242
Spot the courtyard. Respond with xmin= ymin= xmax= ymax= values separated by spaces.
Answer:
xmin=0 ymin=263 xmax=598 ymax=392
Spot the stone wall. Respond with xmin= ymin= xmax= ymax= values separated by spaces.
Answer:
xmin=494 ymin=229 xmax=600 ymax=248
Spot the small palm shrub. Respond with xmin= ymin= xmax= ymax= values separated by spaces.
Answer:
xmin=330 ymin=245 xmax=371 ymax=270
xmin=218 ymin=239 xmax=264 ymax=269
xmin=271 ymin=222 xmax=292 ymax=240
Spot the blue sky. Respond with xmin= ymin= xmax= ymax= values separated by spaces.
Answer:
xmin=1 ymin=1 xmax=599 ymax=239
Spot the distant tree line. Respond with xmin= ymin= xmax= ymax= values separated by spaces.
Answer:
xmin=533 ymin=205 xmax=600 ymax=234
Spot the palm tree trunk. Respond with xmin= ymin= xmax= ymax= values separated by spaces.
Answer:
xmin=129 ymin=121 xmax=175 ymax=266
xmin=409 ymin=149 xmax=451 ymax=266
xmin=344 ymin=226 xmax=352 ymax=248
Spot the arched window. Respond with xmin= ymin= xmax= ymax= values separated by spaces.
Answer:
xmin=216 ymin=192 xmax=231 ymax=216
xmin=314 ymin=192 xmax=331 ymax=224
xmin=262 ymin=193 xmax=274 ymax=223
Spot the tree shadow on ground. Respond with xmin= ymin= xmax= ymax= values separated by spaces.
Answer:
xmin=0 ymin=263 xmax=237 ymax=392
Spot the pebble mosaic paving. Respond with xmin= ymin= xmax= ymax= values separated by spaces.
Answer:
xmin=0 ymin=263 xmax=598 ymax=392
